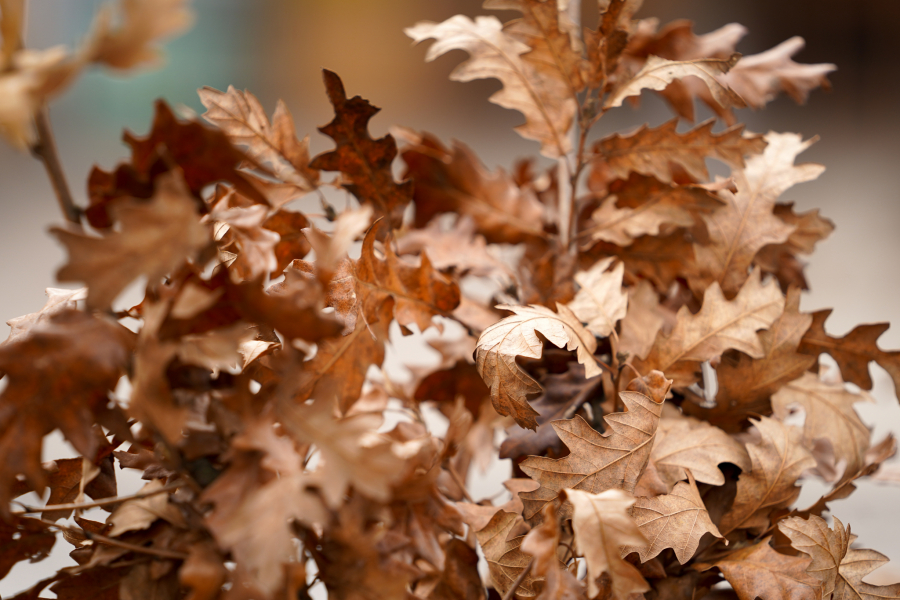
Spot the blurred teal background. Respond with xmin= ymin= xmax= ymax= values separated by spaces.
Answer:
xmin=1 ymin=0 xmax=899 ymax=594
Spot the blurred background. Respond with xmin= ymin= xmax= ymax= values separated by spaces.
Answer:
xmin=1 ymin=0 xmax=899 ymax=594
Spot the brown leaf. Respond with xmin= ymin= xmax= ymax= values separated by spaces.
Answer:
xmin=521 ymin=503 xmax=584 ymax=600
xmin=180 ymin=542 xmax=228 ymax=600
xmin=720 ymin=417 xmax=815 ymax=535
xmin=519 ymin=376 xmax=669 ymax=519
xmin=635 ymin=268 xmax=784 ymax=387
xmin=798 ymin=310 xmax=900 ymax=400
xmin=106 ymin=479 xmax=185 ymax=537
xmin=476 ymin=510 xmax=540 ymax=597
xmin=210 ymin=201 xmax=280 ymax=282
xmin=563 ymin=488 xmax=650 ymax=600
xmin=624 ymin=473 xmax=723 ymax=563
xmin=3 ymin=287 xmax=86 ymax=346
xmin=476 ymin=303 xmax=604 ymax=430
xmin=772 ymin=373 xmax=871 ymax=485
xmin=566 ymin=257 xmax=628 ymax=338
xmin=396 ymin=216 xmax=511 ymax=279
xmin=779 ymin=515 xmax=849 ymax=599
xmin=593 ymin=120 xmax=765 ymax=184
xmin=400 ymin=132 xmax=547 ymax=244
xmin=86 ymin=0 xmax=192 ymax=69
xmin=0 ymin=516 xmax=55 ymax=579
xmin=427 ymin=538 xmax=485 ymax=600
xmin=302 ymin=205 xmax=373 ymax=278
xmin=0 ymin=310 xmax=132 ymax=511
xmin=618 ymin=280 xmax=671 ymax=361
xmin=690 ymin=132 xmax=823 ymax=296
xmin=199 ymin=85 xmax=319 ymax=195
xmin=406 ymin=15 xmax=576 ymax=158
xmin=582 ymin=174 xmax=722 ymax=247
xmin=310 ymin=70 xmax=412 ymax=227
xmin=714 ymin=537 xmax=823 ymax=600
xmin=53 ymin=171 xmax=210 ymax=310
xmin=606 ymin=54 xmax=746 ymax=110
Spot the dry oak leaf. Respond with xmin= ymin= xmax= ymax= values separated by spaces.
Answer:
xmin=400 ymin=132 xmax=546 ymax=244
xmin=584 ymin=0 xmax=643 ymax=90
xmin=395 ymin=216 xmax=511 ymax=280
xmin=778 ymin=515 xmax=855 ymax=599
xmin=310 ymin=70 xmax=412 ymax=227
xmin=772 ymin=372 xmax=871 ymax=485
xmin=602 ymin=230 xmax=698 ymax=291
xmin=618 ymin=280 xmax=671 ymax=361
xmin=180 ymin=542 xmax=228 ymax=600
xmin=691 ymin=132 xmax=824 ymax=296
xmin=0 ymin=516 xmax=56 ymax=580
xmin=519 ymin=378 xmax=668 ymax=519
xmin=263 ymin=208 xmax=312 ymax=273
xmin=475 ymin=303 xmax=604 ymax=430
xmin=3 ymin=287 xmax=86 ymax=346
xmin=106 ymin=479 xmax=185 ymax=537
xmin=53 ymin=171 xmax=210 ymax=310
xmin=563 ymin=488 xmax=650 ymax=600
xmin=623 ymin=474 xmax=723 ymax=563
xmin=713 ymin=537 xmax=823 ymax=600
xmin=406 ymin=15 xmax=574 ymax=158
xmin=649 ymin=415 xmax=751 ymax=490
xmin=592 ymin=119 xmax=765 ymax=184
xmin=210 ymin=202 xmax=280 ymax=282
xmin=634 ymin=268 xmax=784 ymax=388
xmin=356 ymin=226 xmax=461 ymax=334
xmin=719 ymin=416 xmax=816 ymax=535
xmin=605 ymin=53 xmax=746 ymax=110
xmin=476 ymin=510 xmax=540 ymax=598
xmin=0 ymin=310 xmax=133 ymax=512
xmin=199 ymin=85 xmax=319 ymax=194
xmin=687 ymin=287 xmax=814 ymax=430
xmin=567 ymin=257 xmax=628 ymax=338
xmin=302 ymin=204 xmax=373 ymax=278
xmin=521 ymin=503 xmax=585 ymax=600
xmin=798 ymin=309 xmax=900 ymax=400
xmin=426 ymin=538 xmax=485 ymax=600
xmin=581 ymin=173 xmax=722 ymax=247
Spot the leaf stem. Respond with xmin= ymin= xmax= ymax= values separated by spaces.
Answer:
xmin=34 ymin=517 xmax=189 ymax=560
xmin=502 ymin=558 xmax=534 ymax=600
xmin=31 ymin=106 xmax=82 ymax=228
xmin=12 ymin=482 xmax=181 ymax=515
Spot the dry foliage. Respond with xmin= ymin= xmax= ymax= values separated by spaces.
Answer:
xmin=0 ymin=2 xmax=897 ymax=600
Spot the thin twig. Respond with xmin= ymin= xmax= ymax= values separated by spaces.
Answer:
xmin=502 ymin=558 xmax=534 ymax=600
xmin=32 ymin=106 xmax=81 ymax=227
xmin=12 ymin=483 xmax=181 ymax=515
xmin=35 ymin=518 xmax=189 ymax=561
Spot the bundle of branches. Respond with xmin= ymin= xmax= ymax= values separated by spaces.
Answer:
xmin=0 ymin=1 xmax=897 ymax=600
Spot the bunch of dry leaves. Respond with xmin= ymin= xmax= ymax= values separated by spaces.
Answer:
xmin=2 ymin=1 xmax=899 ymax=599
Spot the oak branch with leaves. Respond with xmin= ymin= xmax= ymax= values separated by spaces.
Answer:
xmin=0 ymin=1 xmax=898 ymax=600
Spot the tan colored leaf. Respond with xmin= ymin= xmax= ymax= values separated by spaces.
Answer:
xmin=519 ymin=377 xmax=669 ymax=518
xmin=691 ymin=132 xmax=823 ymax=296
xmin=400 ymin=132 xmax=546 ymax=244
xmin=779 ymin=515 xmax=850 ymax=598
xmin=650 ymin=415 xmax=750 ymax=489
xmin=605 ymin=53 xmax=745 ymax=110
xmin=476 ymin=303 xmax=603 ymax=430
xmin=53 ymin=171 xmax=210 ymax=310
xmin=107 ymin=480 xmax=185 ymax=537
xmin=772 ymin=372 xmax=871 ymax=485
xmin=406 ymin=15 xmax=575 ymax=158
xmin=210 ymin=201 xmax=280 ymax=282
xmin=476 ymin=510 xmax=540 ymax=597
xmin=720 ymin=416 xmax=815 ymax=535
xmin=395 ymin=216 xmax=511 ymax=280
xmin=3 ymin=287 xmax=86 ymax=346
xmin=623 ymin=474 xmax=723 ymax=563
xmin=521 ymin=503 xmax=584 ymax=600
xmin=714 ymin=537 xmax=823 ymax=600
xmin=563 ymin=488 xmax=650 ymax=600
xmin=303 ymin=205 xmax=373 ymax=276
xmin=618 ymin=280 xmax=671 ymax=361
xmin=721 ymin=37 xmax=836 ymax=110
xmin=566 ymin=257 xmax=628 ymax=338
xmin=582 ymin=174 xmax=722 ymax=246
xmin=199 ymin=85 xmax=319 ymax=193
xmin=685 ymin=287 xmax=814 ymax=429
xmin=635 ymin=268 xmax=784 ymax=387
xmin=593 ymin=119 xmax=765 ymax=184
xmin=604 ymin=230 xmax=698 ymax=291
xmin=798 ymin=310 xmax=900 ymax=400
xmin=86 ymin=0 xmax=193 ymax=70
xmin=180 ymin=542 xmax=228 ymax=600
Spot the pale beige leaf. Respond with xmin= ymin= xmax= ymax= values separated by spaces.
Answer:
xmin=406 ymin=15 xmax=574 ymax=158
xmin=476 ymin=303 xmax=602 ymax=430
xmin=651 ymin=415 xmax=750 ymax=489
xmin=86 ymin=0 xmax=193 ymax=69
xmin=772 ymin=372 xmax=871 ymax=485
xmin=107 ymin=479 xmax=186 ymax=537
xmin=476 ymin=510 xmax=539 ymax=597
xmin=3 ymin=287 xmax=86 ymax=346
xmin=564 ymin=488 xmax=650 ymax=599
xmin=618 ymin=280 xmax=669 ymax=361
xmin=623 ymin=474 xmax=722 ymax=563
xmin=720 ymin=417 xmax=815 ymax=535
xmin=567 ymin=257 xmax=628 ymax=338
xmin=53 ymin=171 xmax=210 ymax=310
xmin=303 ymin=205 xmax=373 ymax=275
xmin=606 ymin=53 xmax=745 ymax=109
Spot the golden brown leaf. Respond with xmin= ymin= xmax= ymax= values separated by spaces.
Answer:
xmin=720 ymin=417 xmax=815 ymax=535
xmin=618 ymin=280 xmax=671 ymax=361
xmin=106 ymin=480 xmax=185 ymax=537
xmin=567 ymin=257 xmax=628 ymax=338
xmin=3 ymin=287 xmax=86 ymax=346
xmin=519 ymin=377 xmax=669 ymax=519
xmin=521 ymin=503 xmax=584 ymax=600
xmin=714 ymin=538 xmax=822 ymax=600
xmin=650 ymin=416 xmax=750 ymax=489
xmin=563 ymin=488 xmax=650 ymax=600
xmin=624 ymin=474 xmax=723 ymax=563
xmin=779 ymin=515 xmax=850 ymax=599
xmin=406 ymin=15 xmax=575 ymax=158
xmin=310 ymin=70 xmax=412 ymax=227
xmin=635 ymin=268 xmax=784 ymax=387
xmin=593 ymin=120 xmax=765 ymax=184
xmin=86 ymin=0 xmax=193 ymax=69
xmin=690 ymin=132 xmax=823 ymax=296
xmin=475 ymin=303 xmax=604 ymax=430
xmin=53 ymin=171 xmax=210 ymax=310
xmin=476 ymin=510 xmax=540 ymax=597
